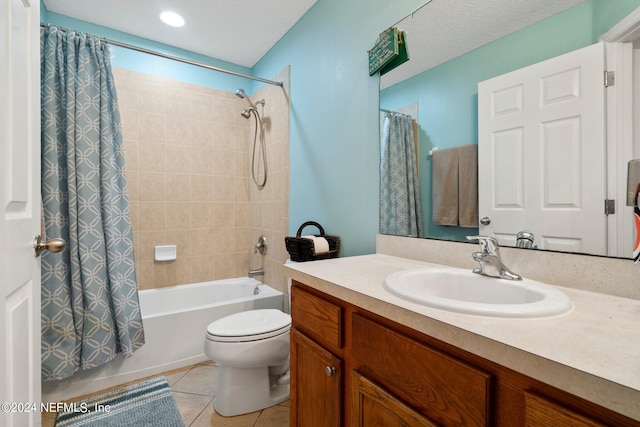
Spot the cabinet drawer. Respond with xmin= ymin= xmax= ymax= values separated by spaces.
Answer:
xmin=352 ymin=314 xmax=491 ymax=427
xmin=524 ymin=391 xmax=606 ymax=427
xmin=291 ymin=284 xmax=343 ymax=352
xmin=352 ymin=371 xmax=437 ymax=427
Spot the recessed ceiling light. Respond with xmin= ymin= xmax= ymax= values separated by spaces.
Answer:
xmin=159 ymin=11 xmax=185 ymax=27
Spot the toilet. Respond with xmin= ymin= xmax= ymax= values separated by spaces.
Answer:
xmin=204 ymin=308 xmax=291 ymax=417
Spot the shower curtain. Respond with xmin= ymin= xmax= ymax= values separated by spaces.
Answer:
xmin=380 ymin=112 xmax=424 ymax=237
xmin=40 ymin=26 xmax=144 ymax=382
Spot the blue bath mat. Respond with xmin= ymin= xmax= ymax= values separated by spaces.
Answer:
xmin=55 ymin=376 xmax=185 ymax=427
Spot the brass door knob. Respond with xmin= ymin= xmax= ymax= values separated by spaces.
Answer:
xmin=33 ymin=235 xmax=66 ymax=257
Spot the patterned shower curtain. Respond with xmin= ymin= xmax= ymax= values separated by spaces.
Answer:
xmin=40 ymin=26 xmax=144 ymax=382
xmin=379 ymin=112 xmax=424 ymax=237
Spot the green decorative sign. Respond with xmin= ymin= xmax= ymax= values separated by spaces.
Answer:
xmin=369 ymin=28 xmax=399 ymax=76
xmin=368 ymin=28 xmax=409 ymax=76
xmin=380 ymin=31 xmax=409 ymax=76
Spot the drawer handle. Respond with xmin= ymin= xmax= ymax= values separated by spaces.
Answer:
xmin=325 ymin=365 xmax=336 ymax=377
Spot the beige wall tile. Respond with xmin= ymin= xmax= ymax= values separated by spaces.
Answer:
xmin=191 ymin=229 xmax=214 ymax=257
xmin=138 ymin=142 xmax=165 ymax=173
xmin=138 ymin=172 xmax=165 ymax=201
xmin=213 ymin=176 xmax=235 ymax=202
xmin=135 ymin=261 xmax=155 ymax=290
xmin=188 ymin=93 xmax=214 ymax=122
xmin=189 ymin=176 xmax=213 ymax=202
xmin=166 ymin=229 xmax=192 ymax=258
xmin=138 ymin=202 xmax=165 ymax=231
xmin=165 ymin=145 xmax=191 ymax=174
xmin=189 ymin=145 xmax=214 ymax=175
xmin=190 ymin=256 xmax=214 ymax=283
xmin=138 ymin=83 xmax=168 ymax=115
xmin=190 ymin=202 xmax=213 ymax=229
xmin=121 ymin=110 xmax=139 ymax=141
xmin=212 ymin=253 xmax=236 ymax=280
xmin=114 ymin=66 xmax=289 ymax=291
xmin=212 ymin=98 xmax=237 ymax=126
xmin=165 ymin=201 xmax=190 ymax=230
xmin=212 ymin=150 xmax=235 ymax=177
xmin=166 ymin=116 xmax=192 ymax=144
xmin=138 ymin=113 xmax=166 ymax=143
xmin=166 ymin=174 xmax=191 ymax=201
xmin=212 ymin=123 xmax=236 ymax=151
xmin=166 ymin=89 xmax=192 ymax=118
xmin=190 ymin=119 xmax=213 ymax=146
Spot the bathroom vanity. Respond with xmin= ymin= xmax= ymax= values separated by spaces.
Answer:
xmin=284 ymin=254 xmax=640 ymax=426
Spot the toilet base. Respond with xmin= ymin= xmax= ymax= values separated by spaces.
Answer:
xmin=213 ymin=366 xmax=290 ymax=417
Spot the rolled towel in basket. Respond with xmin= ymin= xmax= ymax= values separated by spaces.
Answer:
xmin=302 ymin=235 xmax=330 ymax=254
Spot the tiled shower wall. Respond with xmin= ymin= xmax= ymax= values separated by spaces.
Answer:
xmin=249 ymin=68 xmax=291 ymax=296
xmin=113 ymin=67 xmax=290 ymax=293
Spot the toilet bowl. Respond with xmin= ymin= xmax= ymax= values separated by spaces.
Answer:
xmin=204 ymin=309 xmax=291 ymax=417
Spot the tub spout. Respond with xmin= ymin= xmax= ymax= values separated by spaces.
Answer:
xmin=248 ymin=268 xmax=264 ymax=278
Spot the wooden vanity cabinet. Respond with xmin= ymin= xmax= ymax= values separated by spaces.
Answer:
xmin=290 ymin=281 xmax=640 ymax=427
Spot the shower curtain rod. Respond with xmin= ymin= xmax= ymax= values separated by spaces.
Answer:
xmin=380 ymin=108 xmax=411 ymax=117
xmin=39 ymin=22 xmax=284 ymax=87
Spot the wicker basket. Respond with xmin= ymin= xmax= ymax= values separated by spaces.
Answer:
xmin=285 ymin=221 xmax=340 ymax=262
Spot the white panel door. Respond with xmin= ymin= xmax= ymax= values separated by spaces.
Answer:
xmin=478 ymin=42 xmax=607 ymax=255
xmin=0 ymin=0 xmax=41 ymax=426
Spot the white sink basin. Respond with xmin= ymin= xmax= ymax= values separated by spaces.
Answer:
xmin=383 ymin=267 xmax=572 ymax=318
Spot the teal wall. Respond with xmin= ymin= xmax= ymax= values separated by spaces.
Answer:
xmin=380 ymin=0 xmax=640 ymax=242
xmin=253 ymin=0 xmax=426 ymax=256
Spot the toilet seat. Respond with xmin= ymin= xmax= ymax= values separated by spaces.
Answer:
xmin=206 ymin=309 xmax=291 ymax=343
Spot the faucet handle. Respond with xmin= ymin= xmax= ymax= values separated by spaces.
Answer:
xmin=466 ymin=235 xmax=499 ymax=255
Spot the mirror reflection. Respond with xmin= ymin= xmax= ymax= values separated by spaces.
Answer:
xmin=379 ymin=0 xmax=640 ymax=258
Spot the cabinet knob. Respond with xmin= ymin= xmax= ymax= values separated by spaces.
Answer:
xmin=324 ymin=365 xmax=336 ymax=377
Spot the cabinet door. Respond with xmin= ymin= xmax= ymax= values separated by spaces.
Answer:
xmin=352 ymin=371 xmax=437 ymax=427
xmin=291 ymin=329 xmax=342 ymax=427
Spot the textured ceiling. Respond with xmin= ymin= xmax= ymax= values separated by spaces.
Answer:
xmin=43 ymin=0 xmax=317 ymax=68
xmin=381 ymin=0 xmax=586 ymax=89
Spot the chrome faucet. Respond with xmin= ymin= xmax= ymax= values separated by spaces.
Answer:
xmin=248 ymin=268 xmax=264 ymax=278
xmin=466 ymin=235 xmax=522 ymax=280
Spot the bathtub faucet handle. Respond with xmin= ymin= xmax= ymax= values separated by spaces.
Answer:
xmin=254 ymin=235 xmax=267 ymax=255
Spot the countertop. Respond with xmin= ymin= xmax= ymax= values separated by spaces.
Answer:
xmin=283 ymin=254 xmax=640 ymax=420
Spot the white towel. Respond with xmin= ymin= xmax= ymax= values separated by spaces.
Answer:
xmin=302 ymin=235 xmax=330 ymax=254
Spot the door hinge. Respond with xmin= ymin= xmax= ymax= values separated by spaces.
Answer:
xmin=605 ymin=199 xmax=615 ymax=215
xmin=604 ymin=71 xmax=615 ymax=87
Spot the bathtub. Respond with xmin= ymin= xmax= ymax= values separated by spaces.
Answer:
xmin=42 ymin=277 xmax=284 ymax=402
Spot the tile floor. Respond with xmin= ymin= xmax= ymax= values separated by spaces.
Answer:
xmin=41 ymin=362 xmax=290 ymax=427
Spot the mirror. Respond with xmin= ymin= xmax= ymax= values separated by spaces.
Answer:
xmin=379 ymin=0 xmax=640 ymax=258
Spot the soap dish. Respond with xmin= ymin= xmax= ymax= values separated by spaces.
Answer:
xmin=155 ymin=245 xmax=177 ymax=262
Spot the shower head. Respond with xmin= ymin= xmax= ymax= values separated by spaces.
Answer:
xmin=241 ymin=107 xmax=254 ymax=119
xmin=236 ymin=88 xmax=258 ymax=110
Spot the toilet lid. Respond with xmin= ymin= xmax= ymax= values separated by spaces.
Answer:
xmin=206 ymin=309 xmax=291 ymax=342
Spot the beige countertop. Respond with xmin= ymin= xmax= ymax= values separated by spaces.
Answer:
xmin=283 ymin=253 xmax=640 ymax=421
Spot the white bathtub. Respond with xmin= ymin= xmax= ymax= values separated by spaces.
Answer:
xmin=42 ymin=277 xmax=284 ymax=402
